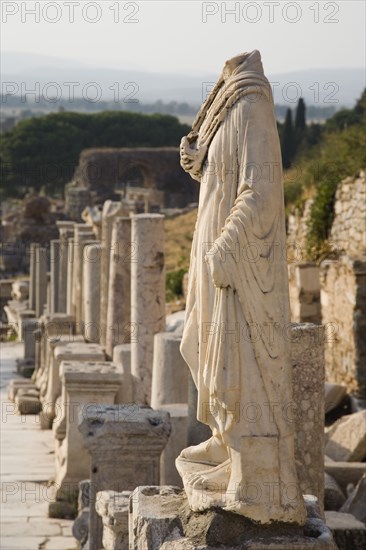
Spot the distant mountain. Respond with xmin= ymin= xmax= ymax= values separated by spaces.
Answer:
xmin=2 ymin=51 xmax=365 ymax=106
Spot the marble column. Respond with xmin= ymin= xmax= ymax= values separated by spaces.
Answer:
xmin=72 ymin=225 xmax=94 ymax=329
xmin=29 ymin=242 xmax=37 ymax=311
xmin=100 ymin=201 xmax=124 ymax=348
xmin=151 ymin=332 xmax=188 ymax=408
xmin=131 ymin=214 xmax=166 ymax=404
xmin=66 ymin=238 xmax=75 ymax=317
xmin=35 ymin=246 xmax=47 ymax=317
xmin=78 ymin=404 xmax=171 ymax=550
xmin=106 ymin=217 xmax=132 ymax=358
xmin=56 ymin=221 xmax=74 ymax=313
xmin=50 ymin=240 xmax=60 ymax=314
xmin=83 ymin=242 xmax=101 ymax=343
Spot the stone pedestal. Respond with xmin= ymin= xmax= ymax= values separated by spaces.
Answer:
xmin=151 ymin=332 xmax=188 ymax=409
xmin=100 ymin=201 xmax=124 ymax=348
xmin=95 ymin=490 xmax=131 ymax=550
xmin=78 ymin=404 xmax=171 ymax=550
xmin=129 ymin=488 xmax=337 ymax=550
xmin=291 ymin=323 xmax=325 ymax=511
xmin=131 ymin=214 xmax=166 ymax=404
xmin=51 ymin=361 xmax=121 ymax=515
xmin=113 ymin=344 xmax=133 ymax=404
xmin=42 ymin=341 xmax=105 ymax=423
xmin=106 ymin=217 xmax=132 ymax=358
xmin=82 ymin=242 xmax=101 ymax=343
xmin=35 ymin=246 xmax=48 ymax=317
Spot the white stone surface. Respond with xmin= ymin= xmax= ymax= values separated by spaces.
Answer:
xmin=131 ymin=214 xmax=166 ymax=404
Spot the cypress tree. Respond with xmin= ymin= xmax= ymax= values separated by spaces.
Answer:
xmin=282 ymin=108 xmax=294 ymax=169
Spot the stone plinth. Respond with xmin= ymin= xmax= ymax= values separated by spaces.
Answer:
xmin=95 ymin=490 xmax=131 ymax=550
xmin=129 ymin=488 xmax=337 ymax=550
xmin=291 ymin=323 xmax=325 ymax=512
xmin=82 ymin=242 xmax=101 ymax=343
xmin=151 ymin=332 xmax=188 ymax=409
xmin=131 ymin=214 xmax=166 ymax=404
xmin=42 ymin=342 xmax=105 ymax=422
xmin=106 ymin=217 xmax=132 ymax=358
xmin=51 ymin=361 xmax=121 ymax=514
xmin=100 ymin=201 xmax=124 ymax=348
xmin=78 ymin=404 xmax=171 ymax=550
xmin=325 ymin=511 xmax=366 ymax=550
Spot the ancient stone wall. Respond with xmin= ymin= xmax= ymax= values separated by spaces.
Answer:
xmin=320 ymin=256 xmax=366 ymax=398
xmin=330 ymin=171 xmax=366 ymax=258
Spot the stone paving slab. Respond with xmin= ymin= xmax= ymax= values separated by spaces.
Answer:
xmin=1 ymin=342 xmax=78 ymax=550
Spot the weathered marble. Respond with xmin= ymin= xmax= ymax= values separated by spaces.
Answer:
xmin=131 ymin=214 xmax=165 ymax=404
xmin=100 ymin=201 xmax=124 ymax=348
xmin=35 ymin=246 xmax=47 ymax=317
xmin=106 ymin=217 xmax=132 ymax=358
xmin=72 ymin=225 xmax=95 ymax=327
xmin=56 ymin=221 xmax=74 ymax=313
xmin=113 ymin=343 xmax=133 ymax=404
xmin=82 ymin=242 xmax=101 ymax=343
xmin=51 ymin=361 xmax=122 ymax=514
xmin=50 ymin=240 xmax=60 ymax=315
xmin=151 ymin=332 xmax=188 ymax=409
xmin=28 ymin=242 xmax=37 ymax=311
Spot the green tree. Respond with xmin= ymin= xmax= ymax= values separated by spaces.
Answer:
xmin=281 ymin=108 xmax=294 ymax=169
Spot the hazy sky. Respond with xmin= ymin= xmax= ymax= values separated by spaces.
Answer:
xmin=1 ymin=1 xmax=365 ymax=76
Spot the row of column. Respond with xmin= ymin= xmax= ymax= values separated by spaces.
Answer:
xmin=29 ymin=210 xmax=166 ymax=406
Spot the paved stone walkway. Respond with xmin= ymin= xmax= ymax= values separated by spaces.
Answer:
xmin=1 ymin=342 xmax=78 ymax=550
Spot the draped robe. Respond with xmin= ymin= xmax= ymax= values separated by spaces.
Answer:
xmin=179 ymin=51 xmax=306 ymax=523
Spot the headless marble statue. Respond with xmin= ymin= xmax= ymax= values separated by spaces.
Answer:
xmin=176 ymin=50 xmax=307 ymax=525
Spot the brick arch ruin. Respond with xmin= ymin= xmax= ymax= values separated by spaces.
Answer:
xmin=68 ymin=147 xmax=199 ymax=209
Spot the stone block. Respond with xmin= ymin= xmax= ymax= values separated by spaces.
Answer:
xmin=7 ymin=379 xmax=34 ymax=401
xmin=340 ymin=473 xmax=366 ymax=523
xmin=95 ymin=490 xmax=130 ymax=550
xmin=325 ymin=411 xmax=366 ymax=461
xmin=324 ymin=462 xmax=366 ymax=494
xmin=325 ymin=511 xmax=366 ymax=550
xmin=325 ymin=382 xmax=348 ymax=414
xmin=324 ymin=473 xmax=346 ymax=511
xmin=129 ymin=487 xmax=337 ymax=550
xmin=15 ymin=395 xmax=42 ymax=415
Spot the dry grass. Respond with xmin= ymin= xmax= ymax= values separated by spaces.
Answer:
xmin=164 ymin=208 xmax=197 ymax=272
